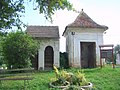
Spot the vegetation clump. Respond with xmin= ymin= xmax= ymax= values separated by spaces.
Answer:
xmin=51 ymin=66 xmax=89 ymax=89
xmin=2 ymin=31 xmax=38 ymax=69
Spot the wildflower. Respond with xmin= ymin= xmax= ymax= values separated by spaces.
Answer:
xmin=53 ymin=65 xmax=59 ymax=76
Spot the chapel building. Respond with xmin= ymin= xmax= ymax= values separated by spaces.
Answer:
xmin=63 ymin=9 xmax=108 ymax=68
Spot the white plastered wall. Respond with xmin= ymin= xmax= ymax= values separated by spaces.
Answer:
xmin=38 ymin=39 xmax=59 ymax=70
xmin=65 ymin=28 xmax=105 ymax=67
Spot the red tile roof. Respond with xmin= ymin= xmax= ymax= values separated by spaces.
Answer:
xmin=27 ymin=26 xmax=59 ymax=39
xmin=67 ymin=9 xmax=108 ymax=29
xmin=63 ymin=9 xmax=108 ymax=36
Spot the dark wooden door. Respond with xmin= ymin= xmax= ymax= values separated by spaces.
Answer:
xmin=88 ymin=43 xmax=96 ymax=68
xmin=81 ymin=42 xmax=96 ymax=68
xmin=81 ymin=42 xmax=89 ymax=68
xmin=44 ymin=46 xmax=54 ymax=70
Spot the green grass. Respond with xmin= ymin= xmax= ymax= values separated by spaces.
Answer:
xmin=0 ymin=65 xmax=120 ymax=90
xmin=84 ymin=66 xmax=120 ymax=90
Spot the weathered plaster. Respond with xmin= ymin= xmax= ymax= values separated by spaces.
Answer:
xmin=38 ymin=38 xmax=59 ymax=70
xmin=65 ymin=28 xmax=105 ymax=67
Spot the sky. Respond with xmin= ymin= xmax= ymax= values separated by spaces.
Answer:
xmin=21 ymin=0 xmax=120 ymax=52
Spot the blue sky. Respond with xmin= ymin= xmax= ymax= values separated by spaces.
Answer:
xmin=22 ymin=0 xmax=120 ymax=52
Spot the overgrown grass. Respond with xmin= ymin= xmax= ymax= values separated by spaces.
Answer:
xmin=84 ymin=66 xmax=120 ymax=90
xmin=0 ymin=65 xmax=120 ymax=90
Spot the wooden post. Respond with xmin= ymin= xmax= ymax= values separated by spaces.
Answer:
xmin=112 ymin=46 xmax=115 ymax=68
xmin=99 ymin=47 xmax=102 ymax=68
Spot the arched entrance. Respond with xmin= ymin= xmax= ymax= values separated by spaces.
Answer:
xmin=44 ymin=46 xmax=54 ymax=70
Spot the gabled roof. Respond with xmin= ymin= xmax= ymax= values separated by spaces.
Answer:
xmin=27 ymin=26 xmax=59 ymax=39
xmin=63 ymin=9 xmax=108 ymax=36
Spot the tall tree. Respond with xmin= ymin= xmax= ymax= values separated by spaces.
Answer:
xmin=0 ymin=0 xmax=73 ymax=31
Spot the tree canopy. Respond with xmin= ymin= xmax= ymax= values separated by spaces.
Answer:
xmin=0 ymin=0 xmax=73 ymax=31
xmin=0 ymin=0 xmax=25 ymax=30
xmin=2 ymin=31 xmax=39 ymax=69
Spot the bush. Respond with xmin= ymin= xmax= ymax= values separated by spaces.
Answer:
xmin=53 ymin=66 xmax=88 ymax=86
xmin=0 ymin=35 xmax=4 ymax=66
xmin=2 ymin=31 xmax=39 ymax=69
xmin=60 ymin=52 xmax=69 ymax=69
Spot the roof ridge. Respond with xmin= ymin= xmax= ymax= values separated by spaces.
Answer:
xmin=67 ymin=9 xmax=108 ymax=30
xmin=28 ymin=25 xmax=58 ymax=27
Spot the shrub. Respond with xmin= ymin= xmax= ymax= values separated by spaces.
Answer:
xmin=0 ymin=35 xmax=4 ymax=66
xmin=60 ymin=52 xmax=69 ymax=69
xmin=2 ymin=31 xmax=39 ymax=69
xmin=53 ymin=66 xmax=88 ymax=86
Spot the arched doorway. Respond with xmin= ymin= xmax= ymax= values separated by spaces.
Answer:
xmin=44 ymin=46 xmax=54 ymax=70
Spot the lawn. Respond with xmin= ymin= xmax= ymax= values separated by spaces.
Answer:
xmin=0 ymin=65 xmax=120 ymax=90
